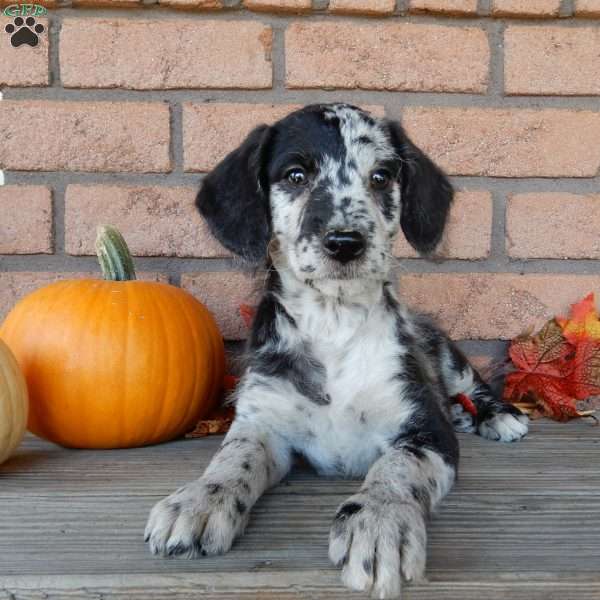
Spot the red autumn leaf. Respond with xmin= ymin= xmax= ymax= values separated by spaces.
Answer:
xmin=569 ymin=340 xmax=600 ymax=401
xmin=504 ymin=320 xmax=578 ymax=420
xmin=504 ymin=313 xmax=600 ymax=421
xmin=223 ymin=374 xmax=239 ymax=392
xmin=239 ymin=303 xmax=256 ymax=329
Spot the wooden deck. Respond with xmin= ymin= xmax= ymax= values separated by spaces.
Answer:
xmin=1 ymin=420 xmax=599 ymax=599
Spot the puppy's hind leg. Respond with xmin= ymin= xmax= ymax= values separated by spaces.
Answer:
xmin=442 ymin=342 xmax=528 ymax=442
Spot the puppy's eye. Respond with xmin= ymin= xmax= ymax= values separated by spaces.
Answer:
xmin=370 ymin=169 xmax=391 ymax=190
xmin=285 ymin=167 xmax=308 ymax=186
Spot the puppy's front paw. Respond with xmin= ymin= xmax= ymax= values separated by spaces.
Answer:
xmin=478 ymin=406 xmax=528 ymax=442
xmin=329 ymin=493 xmax=426 ymax=599
xmin=145 ymin=480 xmax=249 ymax=558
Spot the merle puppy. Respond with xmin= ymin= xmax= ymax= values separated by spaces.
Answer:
xmin=145 ymin=103 xmax=528 ymax=598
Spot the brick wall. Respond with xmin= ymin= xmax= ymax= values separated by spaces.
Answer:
xmin=1 ymin=0 xmax=600 ymax=363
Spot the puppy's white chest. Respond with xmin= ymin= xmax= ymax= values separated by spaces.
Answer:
xmin=290 ymin=298 xmax=413 ymax=476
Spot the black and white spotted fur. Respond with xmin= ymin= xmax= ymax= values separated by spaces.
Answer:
xmin=145 ymin=104 xmax=528 ymax=598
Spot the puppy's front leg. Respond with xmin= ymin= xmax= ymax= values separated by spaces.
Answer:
xmin=329 ymin=414 xmax=458 ymax=599
xmin=145 ymin=419 xmax=292 ymax=558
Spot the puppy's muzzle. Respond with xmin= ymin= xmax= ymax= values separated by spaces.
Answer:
xmin=322 ymin=230 xmax=366 ymax=264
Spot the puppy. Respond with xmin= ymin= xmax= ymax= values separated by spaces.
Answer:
xmin=145 ymin=104 xmax=528 ymax=599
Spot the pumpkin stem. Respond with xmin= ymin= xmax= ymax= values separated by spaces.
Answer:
xmin=95 ymin=225 xmax=137 ymax=281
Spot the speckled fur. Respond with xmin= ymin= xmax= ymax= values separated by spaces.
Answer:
xmin=146 ymin=104 xmax=528 ymax=599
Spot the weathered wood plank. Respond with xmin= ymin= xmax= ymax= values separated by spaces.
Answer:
xmin=2 ymin=573 xmax=600 ymax=600
xmin=0 ymin=420 xmax=598 ymax=598
xmin=1 ymin=489 xmax=599 ymax=576
xmin=2 ymin=421 xmax=599 ymax=497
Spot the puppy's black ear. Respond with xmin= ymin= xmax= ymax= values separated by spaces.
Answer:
xmin=388 ymin=121 xmax=453 ymax=254
xmin=196 ymin=124 xmax=273 ymax=263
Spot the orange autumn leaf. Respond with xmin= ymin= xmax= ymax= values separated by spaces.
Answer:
xmin=557 ymin=293 xmax=600 ymax=344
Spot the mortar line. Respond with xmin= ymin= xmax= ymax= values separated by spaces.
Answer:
xmin=396 ymin=0 xmax=409 ymax=14
xmin=7 ymin=86 xmax=600 ymax=111
xmin=3 ymin=172 xmax=204 ymax=186
xmin=478 ymin=0 xmax=491 ymax=17
xmin=51 ymin=181 xmax=67 ymax=255
xmin=48 ymin=9 xmax=62 ymax=87
xmin=560 ymin=0 xmax=575 ymax=18
xmin=488 ymin=188 xmax=507 ymax=262
xmin=450 ymin=176 xmax=600 ymax=193
xmin=169 ymin=101 xmax=184 ymax=173
xmin=3 ymin=253 xmax=600 ymax=275
xmin=270 ymin=21 xmax=286 ymax=93
xmin=455 ymin=339 xmax=509 ymax=360
xmin=43 ymin=6 xmax=600 ymax=26
xmin=487 ymin=18 xmax=505 ymax=98
xmin=6 ymin=171 xmax=600 ymax=192
xmin=0 ymin=255 xmax=239 ymax=273
xmin=312 ymin=0 xmax=330 ymax=11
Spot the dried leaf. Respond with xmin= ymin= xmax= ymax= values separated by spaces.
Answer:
xmin=187 ymin=405 xmax=235 ymax=438
xmin=505 ymin=301 xmax=600 ymax=421
xmin=557 ymin=293 xmax=600 ymax=343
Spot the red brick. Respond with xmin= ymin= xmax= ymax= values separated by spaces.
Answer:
xmin=60 ymin=19 xmax=272 ymax=90
xmin=0 ymin=186 xmax=52 ymax=254
xmin=329 ymin=0 xmax=396 ymax=15
xmin=244 ymin=0 xmax=311 ymax=12
xmin=394 ymin=191 xmax=492 ymax=260
xmin=408 ymin=0 xmax=478 ymax=15
xmin=158 ymin=0 xmax=223 ymax=8
xmin=399 ymin=274 xmax=600 ymax=340
xmin=506 ymin=193 xmax=600 ymax=259
xmin=0 ymin=101 xmax=170 ymax=172
xmin=183 ymin=103 xmax=385 ymax=172
xmin=576 ymin=0 xmax=600 ymax=16
xmin=65 ymin=185 xmax=230 ymax=258
xmin=0 ymin=17 xmax=48 ymax=86
xmin=72 ymin=0 xmax=144 ymax=6
xmin=402 ymin=107 xmax=600 ymax=178
xmin=181 ymin=272 xmax=259 ymax=340
xmin=0 ymin=1 xmax=56 ymax=6
xmin=184 ymin=103 xmax=298 ymax=173
xmin=285 ymin=22 xmax=489 ymax=93
xmin=0 ymin=272 xmax=165 ymax=323
xmin=491 ymin=0 xmax=560 ymax=16
xmin=505 ymin=26 xmax=600 ymax=96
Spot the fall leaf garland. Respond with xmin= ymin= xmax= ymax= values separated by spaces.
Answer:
xmin=504 ymin=293 xmax=600 ymax=422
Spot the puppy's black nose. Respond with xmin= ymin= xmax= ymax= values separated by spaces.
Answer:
xmin=322 ymin=230 xmax=366 ymax=263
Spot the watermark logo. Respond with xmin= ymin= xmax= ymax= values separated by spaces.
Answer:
xmin=3 ymin=4 xmax=47 ymax=17
xmin=3 ymin=5 xmax=47 ymax=48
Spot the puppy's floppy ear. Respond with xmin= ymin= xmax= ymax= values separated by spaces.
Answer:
xmin=388 ymin=121 xmax=453 ymax=254
xmin=196 ymin=124 xmax=273 ymax=263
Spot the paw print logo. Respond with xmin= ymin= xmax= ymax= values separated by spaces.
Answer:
xmin=4 ymin=16 xmax=45 ymax=48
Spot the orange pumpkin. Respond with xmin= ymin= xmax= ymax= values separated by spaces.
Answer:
xmin=0 ymin=226 xmax=225 ymax=449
